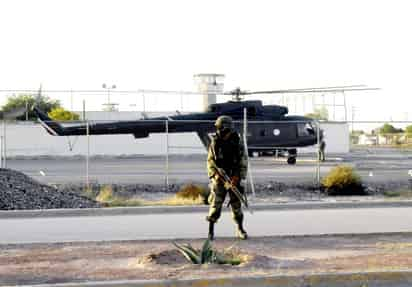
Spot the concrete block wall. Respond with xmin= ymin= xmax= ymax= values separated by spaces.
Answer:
xmin=1 ymin=121 xmax=349 ymax=157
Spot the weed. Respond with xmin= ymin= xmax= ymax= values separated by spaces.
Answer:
xmin=173 ymin=239 xmax=245 ymax=265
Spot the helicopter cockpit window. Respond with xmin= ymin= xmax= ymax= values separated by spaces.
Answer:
xmin=306 ymin=122 xmax=315 ymax=135
xmin=297 ymin=122 xmax=315 ymax=137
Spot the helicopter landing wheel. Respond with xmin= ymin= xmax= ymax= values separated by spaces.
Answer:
xmin=287 ymin=157 xmax=296 ymax=165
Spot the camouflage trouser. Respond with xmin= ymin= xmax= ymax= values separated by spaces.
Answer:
xmin=206 ymin=181 xmax=244 ymax=225
xmin=318 ymin=149 xmax=325 ymax=161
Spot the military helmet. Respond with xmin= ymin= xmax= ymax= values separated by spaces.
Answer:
xmin=215 ymin=115 xmax=234 ymax=130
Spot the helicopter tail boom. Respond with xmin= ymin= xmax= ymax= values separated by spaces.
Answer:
xmin=33 ymin=106 xmax=65 ymax=136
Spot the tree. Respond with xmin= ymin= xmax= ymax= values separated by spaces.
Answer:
xmin=350 ymin=130 xmax=364 ymax=136
xmin=1 ymin=93 xmax=60 ymax=121
xmin=48 ymin=107 xmax=79 ymax=121
xmin=406 ymin=125 xmax=412 ymax=134
xmin=378 ymin=123 xmax=402 ymax=134
xmin=350 ymin=130 xmax=365 ymax=145
xmin=304 ymin=107 xmax=329 ymax=121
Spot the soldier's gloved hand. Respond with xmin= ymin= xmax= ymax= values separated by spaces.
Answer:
xmin=213 ymin=173 xmax=221 ymax=183
xmin=231 ymin=176 xmax=240 ymax=187
xmin=224 ymin=181 xmax=233 ymax=190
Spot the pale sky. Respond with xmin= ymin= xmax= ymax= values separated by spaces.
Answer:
xmin=0 ymin=0 xmax=411 ymax=123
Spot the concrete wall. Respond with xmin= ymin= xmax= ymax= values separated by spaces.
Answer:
xmin=301 ymin=122 xmax=350 ymax=154
xmin=1 ymin=121 xmax=349 ymax=157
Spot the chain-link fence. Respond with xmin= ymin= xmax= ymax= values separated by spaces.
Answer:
xmin=1 ymin=118 xmax=412 ymax=193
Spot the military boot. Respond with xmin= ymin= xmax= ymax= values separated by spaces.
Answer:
xmin=235 ymin=217 xmax=248 ymax=240
xmin=208 ymin=222 xmax=215 ymax=241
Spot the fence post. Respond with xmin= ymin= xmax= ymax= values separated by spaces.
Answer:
xmin=316 ymin=120 xmax=321 ymax=187
xmin=165 ymin=119 xmax=169 ymax=190
xmin=243 ymin=108 xmax=256 ymax=197
xmin=243 ymin=109 xmax=248 ymax=195
xmin=86 ymin=120 xmax=90 ymax=190
xmin=0 ymin=135 xmax=2 ymax=168
xmin=2 ymin=120 xmax=6 ymax=168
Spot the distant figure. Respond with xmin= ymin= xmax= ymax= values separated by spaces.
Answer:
xmin=206 ymin=115 xmax=248 ymax=240
xmin=319 ymin=140 xmax=326 ymax=162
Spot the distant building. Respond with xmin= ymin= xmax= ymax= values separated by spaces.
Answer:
xmin=358 ymin=134 xmax=377 ymax=145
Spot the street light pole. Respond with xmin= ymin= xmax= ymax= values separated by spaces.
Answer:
xmin=102 ymin=83 xmax=117 ymax=111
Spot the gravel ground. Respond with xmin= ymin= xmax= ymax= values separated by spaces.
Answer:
xmin=1 ymin=233 xmax=412 ymax=285
xmin=0 ymin=169 xmax=100 ymax=210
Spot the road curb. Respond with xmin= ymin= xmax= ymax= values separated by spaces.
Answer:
xmin=2 ymin=200 xmax=412 ymax=219
xmin=17 ymin=271 xmax=412 ymax=287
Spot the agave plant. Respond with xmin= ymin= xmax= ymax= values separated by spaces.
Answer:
xmin=173 ymin=239 xmax=239 ymax=265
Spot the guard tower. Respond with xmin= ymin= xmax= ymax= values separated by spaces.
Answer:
xmin=194 ymin=73 xmax=225 ymax=111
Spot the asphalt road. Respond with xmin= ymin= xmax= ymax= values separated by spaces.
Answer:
xmin=2 ymin=207 xmax=412 ymax=244
xmin=5 ymin=151 xmax=412 ymax=185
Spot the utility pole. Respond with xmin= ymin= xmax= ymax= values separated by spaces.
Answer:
xmin=82 ymin=100 xmax=86 ymax=121
xmin=70 ymin=89 xmax=74 ymax=120
xmin=25 ymin=101 xmax=29 ymax=121
xmin=351 ymin=106 xmax=359 ymax=132
xmin=142 ymin=91 xmax=146 ymax=112
xmin=343 ymin=92 xmax=348 ymax=122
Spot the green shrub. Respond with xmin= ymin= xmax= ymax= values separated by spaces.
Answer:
xmin=322 ymin=165 xmax=365 ymax=196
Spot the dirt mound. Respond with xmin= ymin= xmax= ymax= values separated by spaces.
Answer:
xmin=138 ymin=250 xmax=187 ymax=265
xmin=0 ymin=168 xmax=100 ymax=210
xmin=135 ymin=248 xmax=308 ymax=271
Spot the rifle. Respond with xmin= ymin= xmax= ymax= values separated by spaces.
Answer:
xmin=213 ymin=165 xmax=253 ymax=215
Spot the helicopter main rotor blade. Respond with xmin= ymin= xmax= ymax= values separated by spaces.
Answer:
xmin=243 ymin=87 xmax=380 ymax=95
xmin=289 ymin=84 xmax=367 ymax=90
xmin=245 ymin=84 xmax=367 ymax=93
xmin=0 ymin=85 xmax=378 ymax=97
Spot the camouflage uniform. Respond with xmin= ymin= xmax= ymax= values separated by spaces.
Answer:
xmin=206 ymin=115 xmax=248 ymax=240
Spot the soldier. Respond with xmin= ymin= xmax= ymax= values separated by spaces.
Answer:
xmin=206 ymin=115 xmax=248 ymax=240
xmin=318 ymin=140 xmax=326 ymax=162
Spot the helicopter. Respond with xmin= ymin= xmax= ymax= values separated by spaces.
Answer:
xmin=33 ymin=85 xmax=378 ymax=164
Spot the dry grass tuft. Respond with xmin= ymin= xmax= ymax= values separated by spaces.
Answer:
xmin=95 ymin=186 xmax=143 ymax=207
xmin=93 ymin=185 xmax=203 ymax=207
xmin=96 ymin=186 xmax=115 ymax=202
xmin=176 ymin=184 xmax=209 ymax=200
xmin=153 ymin=195 xmax=203 ymax=206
